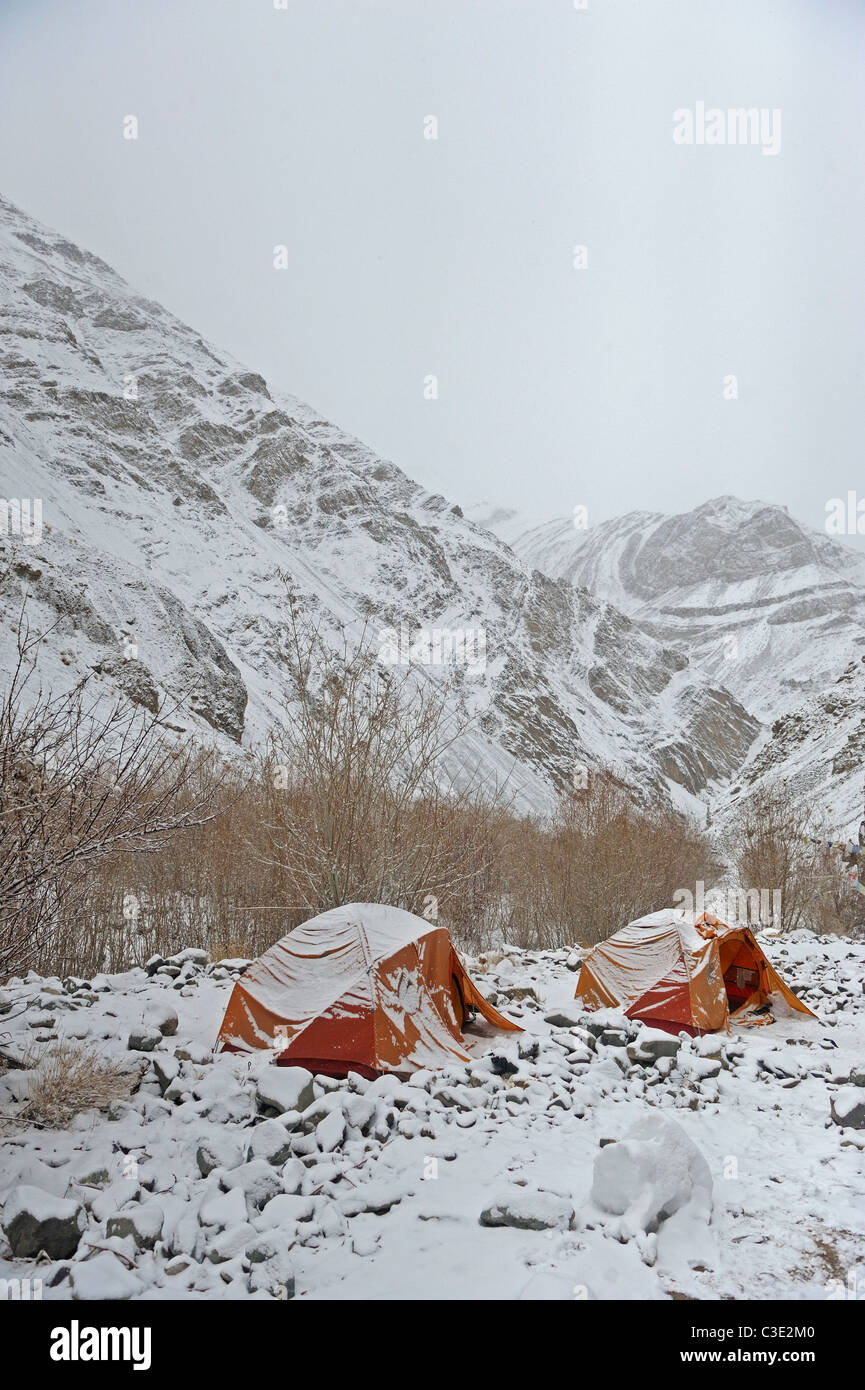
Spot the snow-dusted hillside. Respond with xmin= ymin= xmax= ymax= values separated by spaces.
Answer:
xmin=0 ymin=196 xmax=758 ymax=811
xmin=726 ymin=657 xmax=865 ymax=832
xmin=1 ymin=934 xmax=863 ymax=1300
xmin=484 ymin=498 xmax=865 ymax=829
xmin=492 ymin=497 xmax=865 ymax=718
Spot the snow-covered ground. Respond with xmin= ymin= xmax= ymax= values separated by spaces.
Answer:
xmin=1 ymin=934 xmax=863 ymax=1301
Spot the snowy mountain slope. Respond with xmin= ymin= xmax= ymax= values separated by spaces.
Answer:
xmin=0 ymin=195 xmax=757 ymax=810
xmin=724 ymin=657 xmax=865 ymax=836
xmin=495 ymin=497 xmax=865 ymax=724
xmin=475 ymin=497 xmax=865 ymax=827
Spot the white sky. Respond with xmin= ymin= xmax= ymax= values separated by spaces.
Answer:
xmin=1 ymin=0 xmax=864 ymax=543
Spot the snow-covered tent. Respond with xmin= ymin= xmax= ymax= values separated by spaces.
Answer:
xmin=574 ymin=909 xmax=815 ymax=1035
xmin=216 ymin=902 xmax=519 ymax=1077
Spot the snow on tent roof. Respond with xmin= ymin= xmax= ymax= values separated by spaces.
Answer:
xmin=215 ymin=902 xmax=520 ymax=1076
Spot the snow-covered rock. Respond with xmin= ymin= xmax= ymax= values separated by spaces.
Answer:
xmin=591 ymin=1113 xmax=713 ymax=1235
xmin=255 ymin=1067 xmax=314 ymax=1117
xmin=69 ymin=1251 xmax=143 ymax=1300
xmin=106 ymin=1202 xmax=164 ymax=1250
xmin=143 ymin=1001 xmax=179 ymax=1037
xmin=830 ymin=1087 xmax=865 ymax=1130
xmin=1 ymin=1186 xmax=84 ymax=1258
xmin=480 ymin=1189 xmax=576 ymax=1232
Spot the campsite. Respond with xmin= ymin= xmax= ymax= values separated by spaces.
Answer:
xmin=1 ymin=903 xmax=863 ymax=1302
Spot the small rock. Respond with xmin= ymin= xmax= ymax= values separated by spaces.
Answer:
xmin=480 ymin=1189 xmax=575 ymax=1232
xmin=106 ymin=1202 xmax=164 ymax=1250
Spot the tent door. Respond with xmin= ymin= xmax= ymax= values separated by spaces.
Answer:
xmin=723 ymin=954 xmax=761 ymax=1012
xmin=450 ymin=973 xmax=466 ymax=1029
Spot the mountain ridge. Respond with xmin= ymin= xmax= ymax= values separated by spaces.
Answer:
xmin=0 ymin=193 xmax=760 ymax=816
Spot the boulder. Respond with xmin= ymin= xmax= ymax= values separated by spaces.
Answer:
xmin=591 ymin=1111 xmax=712 ymax=1234
xmin=256 ymin=1067 xmax=314 ymax=1117
xmin=831 ymin=1088 xmax=865 ymax=1130
xmin=2 ymin=1186 xmax=83 ymax=1259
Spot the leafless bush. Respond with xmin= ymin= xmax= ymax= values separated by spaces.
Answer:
xmin=494 ymin=773 xmax=722 ymax=949
xmin=0 ymin=616 xmax=226 ymax=980
xmin=20 ymin=1042 xmax=133 ymax=1127
xmin=258 ymin=607 xmax=503 ymax=919
xmin=729 ymin=784 xmax=833 ymax=933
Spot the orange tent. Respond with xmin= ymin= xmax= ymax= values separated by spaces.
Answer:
xmin=216 ymin=902 xmax=519 ymax=1077
xmin=574 ymin=909 xmax=814 ymax=1036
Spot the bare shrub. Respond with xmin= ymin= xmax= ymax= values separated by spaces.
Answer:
xmin=494 ymin=773 xmax=722 ymax=949
xmin=21 ymin=1042 xmax=133 ymax=1127
xmin=729 ymin=784 xmax=833 ymax=933
xmin=258 ymin=607 xmax=503 ymax=919
xmin=0 ymin=616 xmax=226 ymax=980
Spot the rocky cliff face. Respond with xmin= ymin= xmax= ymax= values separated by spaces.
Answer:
xmin=493 ymin=496 xmax=865 ymax=721
xmin=476 ymin=497 xmax=865 ymax=829
xmin=0 ymin=195 xmax=757 ymax=813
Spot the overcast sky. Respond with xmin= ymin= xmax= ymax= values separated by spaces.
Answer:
xmin=1 ymin=0 xmax=864 ymax=543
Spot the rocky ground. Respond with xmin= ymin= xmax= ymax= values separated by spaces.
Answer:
xmin=1 ymin=933 xmax=863 ymax=1301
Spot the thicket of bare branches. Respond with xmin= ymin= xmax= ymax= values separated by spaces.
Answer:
xmin=471 ymin=774 xmax=722 ymax=952
xmin=0 ymin=619 xmax=224 ymax=980
xmin=259 ymin=607 xmax=501 ymax=920
xmin=730 ymin=783 xmax=865 ymax=935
